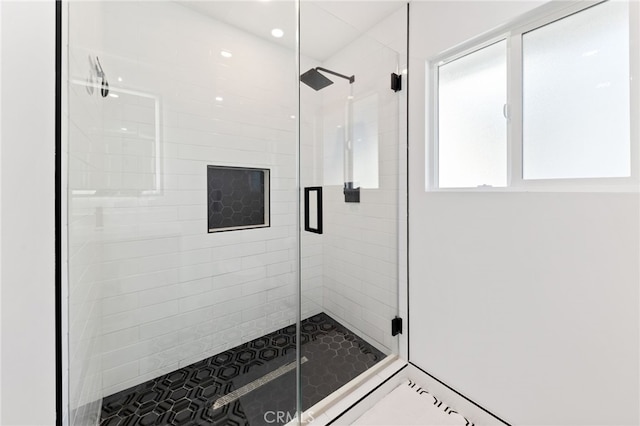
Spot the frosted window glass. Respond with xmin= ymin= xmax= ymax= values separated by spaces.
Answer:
xmin=353 ymin=94 xmax=379 ymax=189
xmin=523 ymin=1 xmax=630 ymax=180
xmin=438 ymin=40 xmax=507 ymax=188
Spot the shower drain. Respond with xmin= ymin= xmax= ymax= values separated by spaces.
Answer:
xmin=212 ymin=356 xmax=309 ymax=410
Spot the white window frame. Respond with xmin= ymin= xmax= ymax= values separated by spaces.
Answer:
xmin=426 ymin=0 xmax=640 ymax=192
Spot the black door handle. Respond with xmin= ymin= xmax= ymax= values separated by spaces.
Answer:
xmin=304 ymin=187 xmax=323 ymax=234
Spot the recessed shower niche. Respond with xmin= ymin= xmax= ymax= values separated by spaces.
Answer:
xmin=207 ymin=165 xmax=270 ymax=232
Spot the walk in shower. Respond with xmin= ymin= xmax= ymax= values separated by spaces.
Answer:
xmin=63 ymin=1 xmax=408 ymax=424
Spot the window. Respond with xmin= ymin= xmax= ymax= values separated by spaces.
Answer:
xmin=522 ymin=0 xmax=630 ymax=180
xmin=438 ymin=40 xmax=507 ymax=188
xmin=429 ymin=0 xmax=636 ymax=190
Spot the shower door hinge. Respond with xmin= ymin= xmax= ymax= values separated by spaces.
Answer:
xmin=390 ymin=73 xmax=402 ymax=92
xmin=391 ymin=316 xmax=403 ymax=336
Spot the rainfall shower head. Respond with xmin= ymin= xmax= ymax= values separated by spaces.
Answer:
xmin=300 ymin=67 xmax=355 ymax=91
xmin=301 ymin=68 xmax=333 ymax=91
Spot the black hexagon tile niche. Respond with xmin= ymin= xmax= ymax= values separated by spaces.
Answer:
xmin=207 ymin=166 xmax=269 ymax=233
xmin=100 ymin=313 xmax=385 ymax=425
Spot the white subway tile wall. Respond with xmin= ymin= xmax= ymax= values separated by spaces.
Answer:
xmin=67 ymin=0 xmax=305 ymax=407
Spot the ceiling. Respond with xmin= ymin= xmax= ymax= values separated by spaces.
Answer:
xmin=180 ymin=1 xmax=405 ymax=62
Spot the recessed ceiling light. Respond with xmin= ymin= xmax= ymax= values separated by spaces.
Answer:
xmin=271 ymin=28 xmax=284 ymax=38
xmin=220 ymin=50 xmax=232 ymax=58
xmin=290 ymin=115 xmax=296 ymax=119
xmin=121 ymin=127 xmax=127 ymax=131
xmin=215 ymin=96 xmax=223 ymax=102
xmin=109 ymin=93 xmax=119 ymax=98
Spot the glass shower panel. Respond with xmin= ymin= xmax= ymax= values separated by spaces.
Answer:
xmin=299 ymin=0 xmax=408 ymax=414
xmin=66 ymin=1 xmax=299 ymax=425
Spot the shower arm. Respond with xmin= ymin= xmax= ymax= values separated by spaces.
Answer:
xmin=316 ymin=67 xmax=355 ymax=84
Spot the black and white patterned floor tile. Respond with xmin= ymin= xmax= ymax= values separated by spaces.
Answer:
xmin=100 ymin=312 xmax=385 ymax=426
xmin=352 ymin=379 xmax=475 ymax=426
xmin=407 ymin=380 xmax=475 ymax=426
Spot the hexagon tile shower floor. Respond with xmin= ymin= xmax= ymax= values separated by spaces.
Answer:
xmin=99 ymin=313 xmax=385 ymax=425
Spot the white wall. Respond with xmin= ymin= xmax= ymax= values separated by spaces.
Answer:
xmin=409 ymin=2 xmax=640 ymax=425
xmin=0 ymin=1 xmax=57 ymax=424
xmin=66 ymin=0 xmax=301 ymax=400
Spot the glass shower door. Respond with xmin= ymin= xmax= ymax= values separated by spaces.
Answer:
xmin=65 ymin=1 xmax=301 ymax=425
xmin=298 ymin=0 xmax=409 ymax=416
xmin=65 ymin=0 xmax=407 ymax=423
